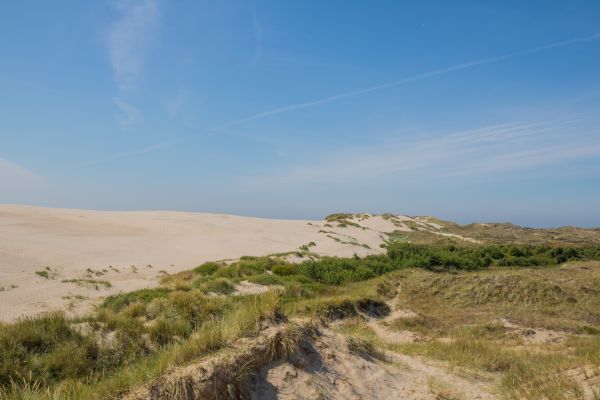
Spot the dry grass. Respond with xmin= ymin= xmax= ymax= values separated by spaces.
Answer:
xmin=380 ymin=262 xmax=600 ymax=399
xmin=392 ymin=217 xmax=600 ymax=246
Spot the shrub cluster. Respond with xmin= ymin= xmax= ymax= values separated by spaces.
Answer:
xmin=0 ymin=289 xmax=231 ymax=390
xmin=284 ymin=243 xmax=600 ymax=284
xmin=0 ymin=313 xmax=105 ymax=387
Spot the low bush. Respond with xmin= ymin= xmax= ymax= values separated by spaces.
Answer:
xmin=325 ymin=213 xmax=354 ymax=222
xmin=246 ymin=273 xmax=282 ymax=286
xmin=194 ymin=262 xmax=220 ymax=276
xmin=316 ymin=300 xmax=358 ymax=320
xmin=149 ymin=318 xmax=192 ymax=345
xmin=0 ymin=313 xmax=98 ymax=387
xmin=198 ymin=278 xmax=235 ymax=295
xmin=102 ymin=288 xmax=171 ymax=312
xmin=272 ymin=264 xmax=299 ymax=276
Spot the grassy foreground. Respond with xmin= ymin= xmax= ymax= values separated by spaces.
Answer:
xmin=1 ymin=243 xmax=600 ymax=399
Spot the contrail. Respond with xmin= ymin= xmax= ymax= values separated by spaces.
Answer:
xmin=219 ymin=33 xmax=600 ymax=128
xmin=85 ymin=141 xmax=172 ymax=165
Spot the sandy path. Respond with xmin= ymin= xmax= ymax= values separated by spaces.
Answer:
xmin=0 ymin=205 xmax=401 ymax=321
xmin=253 ymin=328 xmax=496 ymax=399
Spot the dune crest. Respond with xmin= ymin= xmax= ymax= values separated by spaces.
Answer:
xmin=0 ymin=206 xmax=398 ymax=321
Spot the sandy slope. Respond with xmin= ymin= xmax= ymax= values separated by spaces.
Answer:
xmin=0 ymin=205 xmax=401 ymax=321
xmin=125 ymin=318 xmax=497 ymax=400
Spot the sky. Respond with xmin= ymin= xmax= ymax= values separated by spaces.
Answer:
xmin=1 ymin=1 xmax=600 ymax=227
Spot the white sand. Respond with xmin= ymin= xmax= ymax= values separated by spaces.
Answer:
xmin=0 ymin=205 xmax=404 ymax=321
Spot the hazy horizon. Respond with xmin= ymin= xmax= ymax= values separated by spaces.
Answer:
xmin=1 ymin=203 xmax=597 ymax=230
xmin=2 ymin=1 xmax=600 ymax=227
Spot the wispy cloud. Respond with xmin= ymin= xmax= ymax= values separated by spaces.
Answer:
xmin=86 ymin=141 xmax=172 ymax=165
xmin=113 ymin=97 xmax=142 ymax=128
xmin=248 ymin=118 xmax=600 ymax=184
xmin=220 ymin=33 xmax=600 ymax=128
xmin=108 ymin=0 xmax=160 ymax=92
xmin=251 ymin=5 xmax=263 ymax=65
xmin=0 ymin=157 xmax=44 ymax=192
xmin=163 ymin=90 xmax=185 ymax=118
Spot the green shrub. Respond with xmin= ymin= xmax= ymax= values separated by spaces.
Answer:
xmin=213 ymin=264 xmax=239 ymax=278
xmin=238 ymin=260 xmax=269 ymax=276
xmin=212 ymin=258 xmax=277 ymax=279
xmin=247 ymin=273 xmax=283 ymax=286
xmin=194 ymin=262 xmax=220 ymax=276
xmin=317 ymin=300 xmax=357 ymax=320
xmin=281 ymin=281 xmax=326 ymax=299
xmin=272 ymin=264 xmax=299 ymax=276
xmin=199 ymin=278 xmax=235 ymax=295
xmin=35 ymin=270 xmax=50 ymax=279
xmin=0 ymin=313 xmax=97 ymax=387
xmin=386 ymin=243 xmax=600 ymax=271
xmin=0 ymin=312 xmax=76 ymax=354
xmin=279 ymin=243 xmax=600 ymax=286
xmin=95 ymin=330 xmax=148 ymax=370
xmin=191 ymin=274 xmax=213 ymax=288
xmin=298 ymin=256 xmax=391 ymax=284
xmin=167 ymin=290 xmax=225 ymax=324
xmin=102 ymin=288 xmax=171 ymax=312
xmin=149 ymin=318 xmax=192 ymax=345
xmin=280 ymin=274 xmax=313 ymax=284
xmin=95 ymin=309 xmax=145 ymax=335
xmin=36 ymin=341 xmax=96 ymax=381
xmin=325 ymin=213 xmax=354 ymax=222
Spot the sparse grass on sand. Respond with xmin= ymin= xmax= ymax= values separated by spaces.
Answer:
xmin=61 ymin=278 xmax=112 ymax=290
xmin=380 ymin=264 xmax=600 ymax=399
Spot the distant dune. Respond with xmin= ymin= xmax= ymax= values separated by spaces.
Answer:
xmin=0 ymin=205 xmax=398 ymax=321
xmin=2 ymin=205 xmax=599 ymax=322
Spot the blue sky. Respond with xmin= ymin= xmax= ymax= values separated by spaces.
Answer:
xmin=1 ymin=1 xmax=600 ymax=226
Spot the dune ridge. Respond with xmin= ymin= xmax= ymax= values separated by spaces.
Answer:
xmin=0 ymin=205 xmax=396 ymax=321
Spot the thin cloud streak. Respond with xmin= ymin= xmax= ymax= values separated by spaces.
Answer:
xmin=85 ymin=141 xmax=172 ymax=165
xmin=113 ymin=97 xmax=142 ymax=128
xmin=108 ymin=0 xmax=160 ymax=92
xmin=0 ymin=157 xmax=44 ymax=192
xmin=220 ymin=33 xmax=600 ymax=128
xmin=251 ymin=4 xmax=263 ymax=65
xmin=247 ymin=118 xmax=600 ymax=185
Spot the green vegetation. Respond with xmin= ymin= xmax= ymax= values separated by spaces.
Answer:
xmin=35 ymin=267 xmax=57 ymax=280
xmin=299 ymin=241 xmax=317 ymax=251
xmin=196 ymin=278 xmax=235 ymax=295
xmin=324 ymin=213 xmax=363 ymax=228
xmin=35 ymin=270 xmax=50 ymax=279
xmin=392 ymin=217 xmax=600 ymax=246
xmin=102 ymin=288 xmax=171 ymax=311
xmin=346 ymin=336 xmax=385 ymax=361
xmin=2 ymin=242 xmax=600 ymax=398
xmin=294 ymin=243 xmax=600 ymax=284
xmin=0 ymin=313 xmax=98 ymax=388
xmin=246 ymin=273 xmax=283 ymax=286
xmin=61 ymin=279 xmax=112 ymax=290
xmin=382 ymin=263 xmax=600 ymax=398
xmin=324 ymin=213 xmax=354 ymax=222
xmin=194 ymin=261 xmax=221 ymax=276
xmin=0 ymin=289 xmax=280 ymax=399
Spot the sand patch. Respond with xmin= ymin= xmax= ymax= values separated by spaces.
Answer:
xmin=124 ymin=319 xmax=497 ymax=400
xmin=233 ymin=281 xmax=272 ymax=296
xmin=366 ymin=308 xmax=423 ymax=343
xmin=497 ymin=318 xmax=568 ymax=345
xmin=251 ymin=327 xmax=496 ymax=399
xmin=0 ymin=206 xmax=402 ymax=321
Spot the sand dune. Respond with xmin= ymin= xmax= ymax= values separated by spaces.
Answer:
xmin=0 ymin=205 xmax=399 ymax=321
